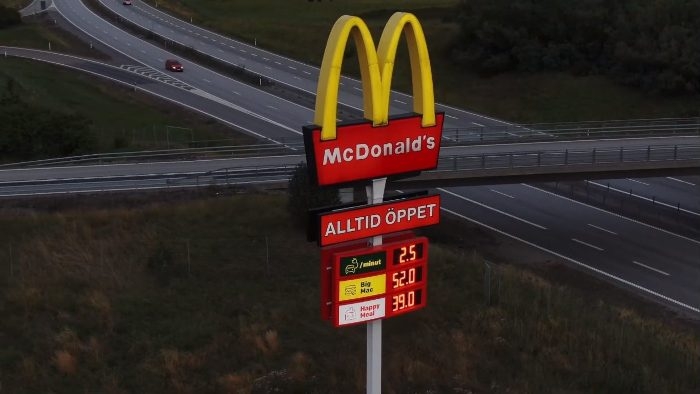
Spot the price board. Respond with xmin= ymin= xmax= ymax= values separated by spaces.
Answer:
xmin=328 ymin=236 xmax=428 ymax=327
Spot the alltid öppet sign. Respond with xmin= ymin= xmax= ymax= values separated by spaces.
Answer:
xmin=318 ymin=194 xmax=440 ymax=246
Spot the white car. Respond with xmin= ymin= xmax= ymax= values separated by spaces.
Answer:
xmin=123 ymin=0 xmax=132 ymax=5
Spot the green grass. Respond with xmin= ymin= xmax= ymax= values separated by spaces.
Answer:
xmin=0 ymin=192 xmax=699 ymax=393
xmin=147 ymin=0 xmax=700 ymax=123
xmin=0 ymin=56 xmax=255 ymax=152
xmin=0 ymin=0 xmax=29 ymax=9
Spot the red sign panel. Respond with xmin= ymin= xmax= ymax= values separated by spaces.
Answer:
xmin=328 ymin=236 xmax=429 ymax=326
xmin=303 ymin=113 xmax=444 ymax=187
xmin=319 ymin=232 xmax=416 ymax=320
xmin=318 ymin=194 xmax=440 ymax=247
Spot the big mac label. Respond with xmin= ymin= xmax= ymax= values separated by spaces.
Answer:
xmin=303 ymin=113 xmax=444 ymax=187
xmin=318 ymin=194 xmax=440 ymax=246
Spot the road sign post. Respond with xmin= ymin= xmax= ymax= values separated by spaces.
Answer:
xmin=305 ymin=11 xmax=442 ymax=394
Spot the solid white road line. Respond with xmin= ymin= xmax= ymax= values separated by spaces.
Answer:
xmin=440 ymin=206 xmax=697 ymax=313
xmin=587 ymin=181 xmax=700 ymax=217
xmin=439 ymin=188 xmax=546 ymax=230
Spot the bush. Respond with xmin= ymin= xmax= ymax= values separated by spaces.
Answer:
xmin=0 ymin=5 xmax=21 ymax=29
xmin=450 ymin=0 xmax=700 ymax=94
xmin=287 ymin=162 xmax=340 ymax=231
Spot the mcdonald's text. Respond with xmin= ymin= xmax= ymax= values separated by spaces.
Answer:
xmin=304 ymin=113 xmax=444 ymax=187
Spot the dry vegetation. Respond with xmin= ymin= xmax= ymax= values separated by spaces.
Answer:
xmin=1 ymin=189 xmax=699 ymax=393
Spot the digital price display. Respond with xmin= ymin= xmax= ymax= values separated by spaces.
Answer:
xmin=389 ymin=264 xmax=425 ymax=290
xmin=392 ymin=241 xmax=425 ymax=265
xmin=327 ymin=234 xmax=429 ymax=326
xmin=387 ymin=287 xmax=425 ymax=317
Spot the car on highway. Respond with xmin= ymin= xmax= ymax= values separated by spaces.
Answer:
xmin=123 ymin=0 xmax=132 ymax=5
xmin=165 ymin=59 xmax=183 ymax=72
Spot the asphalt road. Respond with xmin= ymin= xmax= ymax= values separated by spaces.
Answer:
xmin=8 ymin=0 xmax=700 ymax=316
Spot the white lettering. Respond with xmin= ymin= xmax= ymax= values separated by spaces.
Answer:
xmin=324 ymin=222 xmax=337 ymax=237
xmin=323 ymin=148 xmax=342 ymax=165
xmin=356 ymin=144 xmax=369 ymax=160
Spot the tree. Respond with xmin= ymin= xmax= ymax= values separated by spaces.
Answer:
xmin=287 ymin=162 xmax=340 ymax=231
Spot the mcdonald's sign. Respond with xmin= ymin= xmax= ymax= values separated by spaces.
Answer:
xmin=303 ymin=12 xmax=445 ymax=187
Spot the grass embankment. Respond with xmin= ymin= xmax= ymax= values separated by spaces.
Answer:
xmin=0 ymin=56 xmax=255 ymax=152
xmin=146 ymin=0 xmax=700 ymax=122
xmin=0 ymin=0 xmax=28 ymax=9
xmin=0 ymin=192 xmax=699 ymax=393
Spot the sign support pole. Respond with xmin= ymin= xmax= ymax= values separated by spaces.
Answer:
xmin=366 ymin=177 xmax=386 ymax=394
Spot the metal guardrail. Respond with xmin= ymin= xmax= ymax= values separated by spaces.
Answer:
xmin=165 ymin=165 xmax=298 ymax=187
xmin=434 ymin=144 xmax=700 ymax=172
xmin=441 ymin=117 xmax=700 ymax=144
xmin=166 ymin=144 xmax=700 ymax=189
xmin=1 ymin=119 xmax=699 ymax=169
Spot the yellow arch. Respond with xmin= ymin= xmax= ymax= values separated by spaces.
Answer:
xmin=314 ymin=12 xmax=436 ymax=141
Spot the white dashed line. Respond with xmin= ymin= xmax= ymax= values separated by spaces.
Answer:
xmin=446 ymin=114 xmax=458 ymax=119
xmin=394 ymin=99 xmax=407 ymax=105
xmin=626 ymin=178 xmax=650 ymax=186
xmin=472 ymin=122 xmax=485 ymax=127
xmin=489 ymin=189 xmax=514 ymax=199
xmin=632 ymin=261 xmax=670 ymax=276
xmin=587 ymin=223 xmax=617 ymax=235
xmin=289 ymin=66 xmax=296 ymax=70
xmin=571 ymin=238 xmax=604 ymax=251
xmin=667 ymin=177 xmax=696 ymax=186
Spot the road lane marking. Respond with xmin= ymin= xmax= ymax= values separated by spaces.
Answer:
xmin=572 ymin=238 xmax=604 ymax=251
xmin=522 ymin=184 xmax=700 ymax=245
xmin=667 ymin=177 xmax=696 ymax=186
xmin=303 ymin=71 xmax=311 ymax=75
xmin=632 ymin=261 xmax=670 ymax=276
xmin=489 ymin=189 xmax=514 ymax=199
xmin=440 ymin=206 xmax=697 ymax=313
xmin=288 ymin=66 xmax=296 ymax=70
xmin=203 ymin=79 xmax=211 ymax=83
xmin=626 ymin=178 xmax=650 ymax=186
xmin=267 ymin=105 xmax=278 ymax=110
xmin=472 ymin=122 xmax=485 ymax=127
xmin=439 ymin=188 xmax=546 ymax=230
xmin=394 ymin=99 xmax=407 ymax=104
xmin=587 ymin=223 xmax=617 ymax=235
xmin=588 ymin=181 xmax=700 ymax=217
xmin=446 ymin=114 xmax=458 ymax=119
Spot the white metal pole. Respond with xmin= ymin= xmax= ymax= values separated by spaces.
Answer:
xmin=366 ymin=177 xmax=386 ymax=394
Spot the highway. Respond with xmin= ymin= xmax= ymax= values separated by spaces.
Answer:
xmin=7 ymin=0 xmax=700 ymax=316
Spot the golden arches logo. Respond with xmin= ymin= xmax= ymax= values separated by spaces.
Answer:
xmin=314 ymin=12 xmax=436 ymax=141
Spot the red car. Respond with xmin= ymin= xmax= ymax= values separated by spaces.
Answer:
xmin=165 ymin=59 xmax=183 ymax=72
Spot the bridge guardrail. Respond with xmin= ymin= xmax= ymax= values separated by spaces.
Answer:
xmin=436 ymin=144 xmax=700 ymax=172
xmin=1 ymin=119 xmax=699 ymax=169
